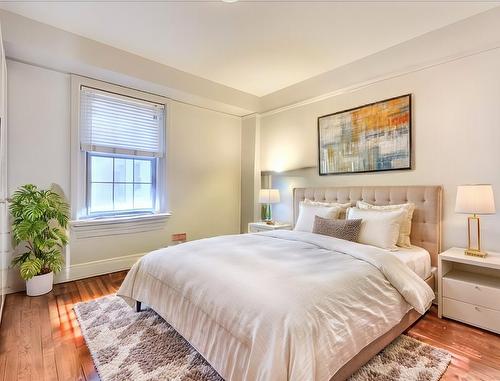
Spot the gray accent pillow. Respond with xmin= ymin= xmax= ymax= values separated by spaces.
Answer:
xmin=312 ymin=216 xmax=362 ymax=242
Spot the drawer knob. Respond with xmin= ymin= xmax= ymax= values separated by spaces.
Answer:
xmin=475 ymin=285 xmax=481 ymax=291
xmin=475 ymin=306 xmax=481 ymax=312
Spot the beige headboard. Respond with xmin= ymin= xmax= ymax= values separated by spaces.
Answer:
xmin=293 ymin=186 xmax=442 ymax=266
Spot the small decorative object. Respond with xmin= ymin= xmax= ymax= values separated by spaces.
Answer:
xmin=318 ymin=94 xmax=411 ymax=175
xmin=171 ymin=233 xmax=187 ymax=245
xmin=455 ymin=184 xmax=496 ymax=257
xmin=259 ymin=189 xmax=280 ymax=223
xmin=10 ymin=184 xmax=69 ymax=296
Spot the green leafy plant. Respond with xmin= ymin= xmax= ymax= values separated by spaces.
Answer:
xmin=10 ymin=184 xmax=69 ymax=280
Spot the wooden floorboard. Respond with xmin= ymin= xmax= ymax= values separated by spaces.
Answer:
xmin=0 ymin=272 xmax=127 ymax=381
xmin=0 ymin=271 xmax=499 ymax=380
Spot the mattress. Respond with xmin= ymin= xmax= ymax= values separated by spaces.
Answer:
xmin=390 ymin=245 xmax=432 ymax=280
xmin=118 ymin=230 xmax=435 ymax=381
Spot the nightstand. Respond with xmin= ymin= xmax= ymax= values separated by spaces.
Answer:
xmin=248 ymin=222 xmax=292 ymax=233
xmin=438 ymin=247 xmax=500 ymax=334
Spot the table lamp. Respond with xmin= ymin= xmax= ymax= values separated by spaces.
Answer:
xmin=455 ymin=184 xmax=496 ymax=257
xmin=259 ymin=189 xmax=280 ymax=224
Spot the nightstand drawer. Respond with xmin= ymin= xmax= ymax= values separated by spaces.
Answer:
xmin=443 ymin=297 xmax=500 ymax=333
xmin=443 ymin=271 xmax=500 ymax=311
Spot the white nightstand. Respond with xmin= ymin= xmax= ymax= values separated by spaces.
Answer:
xmin=438 ymin=247 xmax=500 ymax=334
xmin=248 ymin=222 xmax=292 ymax=233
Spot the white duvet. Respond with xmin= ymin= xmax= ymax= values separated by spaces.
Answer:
xmin=117 ymin=230 xmax=434 ymax=381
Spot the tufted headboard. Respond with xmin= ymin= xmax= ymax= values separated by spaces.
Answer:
xmin=293 ymin=186 xmax=443 ymax=266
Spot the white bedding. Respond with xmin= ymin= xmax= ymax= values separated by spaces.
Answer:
xmin=117 ymin=230 xmax=434 ymax=381
xmin=389 ymin=245 xmax=432 ymax=280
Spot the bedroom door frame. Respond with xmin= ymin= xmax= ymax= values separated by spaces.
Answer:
xmin=0 ymin=23 xmax=8 ymax=322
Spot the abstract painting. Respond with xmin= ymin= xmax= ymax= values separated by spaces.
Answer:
xmin=318 ymin=94 xmax=411 ymax=175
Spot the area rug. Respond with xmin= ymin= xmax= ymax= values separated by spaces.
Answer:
xmin=74 ymin=295 xmax=451 ymax=381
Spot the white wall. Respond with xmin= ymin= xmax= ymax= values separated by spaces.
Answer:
xmin=260 ymin=47 xmax=500 ymax=253
xmin=7 ymin=61 xmax=70 ymax=194
xmin=7 ymin=59 xmax=241 ymax=292
xmin=240 ymin=115 xmax=261 ymax=232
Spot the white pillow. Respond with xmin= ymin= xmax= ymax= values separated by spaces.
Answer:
xmin=294 ymin=202 xmax=340 ymax=232
xmin=356 ymin=201 xmax=415 ymax=248
xmin=347 ymin=207 xmax=406 ymax=250
xmin=303 ymin=199 xmax=352 ymax=219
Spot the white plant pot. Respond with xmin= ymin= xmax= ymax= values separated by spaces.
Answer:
xmin=26 ymin=271 xmax=54 ymax=296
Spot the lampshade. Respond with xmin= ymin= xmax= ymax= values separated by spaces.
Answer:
xmin=259 ymin=189 xmax=280 ymax=204
xmin=455 ymin=185 xmax=496 ymax=214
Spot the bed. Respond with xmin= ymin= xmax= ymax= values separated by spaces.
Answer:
xmin=391 ymin=245 xmax=432 ymax=280
xmin=117 ymin=185 xmax=442 ymax=381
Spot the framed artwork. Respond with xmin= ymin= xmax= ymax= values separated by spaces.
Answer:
xmin=318 ymin=94 xmax=411 ymax=175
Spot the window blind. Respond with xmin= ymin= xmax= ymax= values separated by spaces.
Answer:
xmin=80 ymin=86 xmax=165 ymax=157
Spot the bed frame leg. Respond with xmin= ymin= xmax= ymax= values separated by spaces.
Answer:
xmin=136 ymin=301 xmax=142 ymax=312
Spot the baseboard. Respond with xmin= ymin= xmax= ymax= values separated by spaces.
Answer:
xmin=54 ymin=252 xmax=146 ymax=283
xmin=3 ymin=252 xmax=146 ymax=294
xmin=0 ymin=294 xmax=5 ymax=325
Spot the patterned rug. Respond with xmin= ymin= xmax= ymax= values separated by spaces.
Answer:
xmin=74 ymin=295 xmax=451 ymax=381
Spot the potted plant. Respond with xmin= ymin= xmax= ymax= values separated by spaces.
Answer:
xmin=9 ymin=184 xmax=69 ymax=296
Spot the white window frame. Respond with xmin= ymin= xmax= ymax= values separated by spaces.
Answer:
xmin=70 ymin=75 xmax=171 ymax=237
xmin=86 ymin=152 xmax=158 ymax=217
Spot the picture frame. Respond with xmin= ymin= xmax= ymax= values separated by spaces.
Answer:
xmin=317 ymin=94 xmax=412 ymax=176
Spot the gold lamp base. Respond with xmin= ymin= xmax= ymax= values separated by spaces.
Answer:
xmin=464 ymin=248 xmax=487 ymax=258
xmin=464 ymin=214 xmax=487 ymax=258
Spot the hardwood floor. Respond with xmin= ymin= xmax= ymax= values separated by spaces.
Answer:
xmin=0 ymin=271 xmax=499 ymax=381
xmin=407 ymin=309 xmax=500 ymax=381
xmin=0 ymin=271 xmax=126 ymax=381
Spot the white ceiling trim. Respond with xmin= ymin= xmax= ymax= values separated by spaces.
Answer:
xmin=258 ymin=5 xmax=500 ymax=115
xmin=0 ymin=2 xmax=496 ymax=96
xmin=0 ymin=9 xmax=260 ymax=117
xmin=2 ymin=5 xmax=500 ymax=117
xmin=258 ymin=42 xmax=500 ymax=118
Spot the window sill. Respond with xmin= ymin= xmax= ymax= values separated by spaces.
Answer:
xmin=70 ymin=212 xmax=171 ymax=239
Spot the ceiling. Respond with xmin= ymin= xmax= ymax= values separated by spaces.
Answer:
xmin=0 ymin=1 xmax=498 ymax=96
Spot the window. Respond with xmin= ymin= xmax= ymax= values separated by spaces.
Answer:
xmin=77 ymin=84 xmax=166 ymax=219
xmin=87 ymin=153 xmax=156 ymax=216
